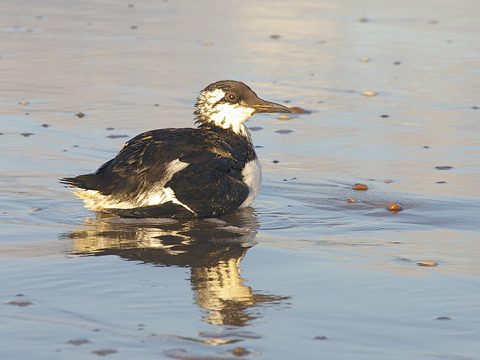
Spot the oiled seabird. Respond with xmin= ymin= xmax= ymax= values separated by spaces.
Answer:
xmin=61 ymin=80 xmax=292 ymax=218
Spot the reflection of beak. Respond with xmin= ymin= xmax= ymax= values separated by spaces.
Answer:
xmin=253 ymin=98 xmax=292 ymax=114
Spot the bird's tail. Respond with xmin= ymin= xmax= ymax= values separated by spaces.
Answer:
xmin=60 ymin=173 xmax=96 ymax=190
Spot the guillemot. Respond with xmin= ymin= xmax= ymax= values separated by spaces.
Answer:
xmin=61 ymin=80 xmax=291 ymax=218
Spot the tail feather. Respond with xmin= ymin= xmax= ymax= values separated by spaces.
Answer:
xmin=60 ymin=173 xmax=96 ymax=190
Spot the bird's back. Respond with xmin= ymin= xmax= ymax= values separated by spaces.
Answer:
xmin=61 ymin=126 xmax=256 ymax=218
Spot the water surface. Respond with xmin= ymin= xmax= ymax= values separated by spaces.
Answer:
xmin=1 ymin=0 xmax=479 ymax=359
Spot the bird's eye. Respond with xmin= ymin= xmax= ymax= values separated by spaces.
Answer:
xmin=226 ymin=93 xmax=237 ymax=102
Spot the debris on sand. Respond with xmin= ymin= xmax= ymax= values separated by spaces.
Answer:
xmin=434 ymin=165 xmax=453 ymax=170
xmin=362 ymin=90 xmax=377 ymax=97
xmin=387 ymin=202 xmax=403 ymax=212
xmin=92 ymin=349 xmax=117 ymax=356
xmin=7 ymin=300 xmax=33 ymax=307
xmin=353 ymin=183 xmax=368 ymax=191
xmin=417 ymin=260 xmax=438 ymax=267
xmin=75 ymin=112 xmax=86 ymax=118
xmin=67 ymin=338 xmax=90 ymax=346
xmin=230 ymin=347 xmax=250 ymax=357
xmin=107 ymin=134 xmax=129 ymax=139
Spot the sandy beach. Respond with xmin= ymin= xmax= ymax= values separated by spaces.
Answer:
xmin=1 ymin=0 xmax=479 ymax=359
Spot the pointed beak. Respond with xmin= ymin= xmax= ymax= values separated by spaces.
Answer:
xmin=252 ymin=98 xmax=292 ymax=114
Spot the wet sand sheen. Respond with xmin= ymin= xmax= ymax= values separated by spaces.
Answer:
xmin=1 ymin=0 xmax=480 ymax=359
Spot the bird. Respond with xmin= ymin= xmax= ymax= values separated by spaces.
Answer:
xmin=61 ymin=80 xmax=292 ymax=219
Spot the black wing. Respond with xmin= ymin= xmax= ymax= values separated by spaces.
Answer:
xmin=61 ymin=128 xmax=250 ymax=218
xmin=109 ymin=170 xmax=249 ymax=219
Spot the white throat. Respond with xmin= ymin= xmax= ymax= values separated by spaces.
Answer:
xmin=196 ymin=89 xmax=255 ymax=136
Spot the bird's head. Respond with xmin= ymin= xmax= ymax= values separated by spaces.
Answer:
xmin=194 ymin=80 xmax=291 ymax=136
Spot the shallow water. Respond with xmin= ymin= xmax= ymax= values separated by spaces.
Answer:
xmin=1 ymin=0 xmax=480 ymax=359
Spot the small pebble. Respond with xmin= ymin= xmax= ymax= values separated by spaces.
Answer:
xmin=362 ymin=90 xmax=377 ymax=97
xmin=360 ymin=56 xmax=370 ymax=62
xmin=417 ymin=260 xmax=438 ymax=267
xmin=436 ymin=181 xmax=447 ymax=184
xmin=277 ymin=115 xmax=290 ymax=120
xmin=270 ymin=34 xmax=281 ymax=39
xmin=359 ymin=17 xmax=370 ymax=22
xmin=93 ymin=349 xmax=117 ymax=356
xmin=383 ymin=179 xmax=393 ymax=183
xmin=313 ymin=336 xmax=328 ymax=340
xmin=131 ymin=25 xmax=138 ymax=30
xmin=346 ymin=198 xmax=356 ymax=203
xmin=68 ymin=338 xmax=90 ymax=346
xmin=275 ymin=129 xmax=293 ymax=134
xmin=154 ymin=103 xmax=159 ymax=107
xmin=106 ymin=127 xmax=114 ymax=131
xmin=75 ymin=112 xmax=85 ymax=118
xmin=21 ymin=132 xmax=34 ymax=137
xmin=393 ymin=61 xmax=402 ymax=65
xmin=436 ymin=316 xmax=451 ymax=320
xmin=7 ymin=300 xmax=32 ymax=307
xmin=107 ymin=134 xmax=129 ymax=139
xmin=387 ymin=202 xmax=403 ymax=212
xmin=435 ymin=166 xmax=453 ymax=170
xmin=41 ymin=123 xmax=49 ymax=128
xmin=248 ymin=126 xmax=263 ymax=131
xmin=230 ymin=347 xmax=250 ymax=357
xmin=423 ymin=145 xmax=430 ymax=149
xmin=353 ymin=183 xmax=368 ymax=191
xmin=128 ymin=3 xmax=134 ymax=7
xmin=381 ymin=114 xmax=389 ymax=118
xmin=25 ymin=112 xmax=30 ymax=115
xmin=272 ymin=160 xmax=279 ymax=164
xmin=19 ymin=99 xmax=29 ymax=105
xmin=472 ymin=106 xmax=479 ymax=110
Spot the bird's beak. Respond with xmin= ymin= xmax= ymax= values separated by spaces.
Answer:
xmin=252 ymin=98 xmax=292 ymax=114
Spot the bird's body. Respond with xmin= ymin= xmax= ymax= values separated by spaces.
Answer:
xmin=62 ymin=80 xmax=291 ymax=218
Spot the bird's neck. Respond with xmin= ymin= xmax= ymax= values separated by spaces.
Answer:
xmin=197 ymin=120 xmax=253 ymax=142
xmin=195 ymin=108 xmax=253 ymax=139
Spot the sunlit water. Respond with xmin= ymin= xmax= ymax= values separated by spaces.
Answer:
xmin=1 ymin=0 xmax=479 ymax=359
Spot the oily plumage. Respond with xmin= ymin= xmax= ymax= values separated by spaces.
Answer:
xmin=61 ymin=80 xmax=291 ymax=218
xmin=61 ymin=126 xmax=255 ymax=218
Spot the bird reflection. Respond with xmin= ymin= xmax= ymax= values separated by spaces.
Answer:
xmin=66 ymin=208 xmax=288 ymax=326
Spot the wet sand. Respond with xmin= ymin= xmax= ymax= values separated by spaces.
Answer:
xmin=1 ymin=0 xmax=480 ymax=359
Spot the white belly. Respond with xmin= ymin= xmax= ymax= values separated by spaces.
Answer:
xmin=239 ymin=158 xmax=262 ymax=209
